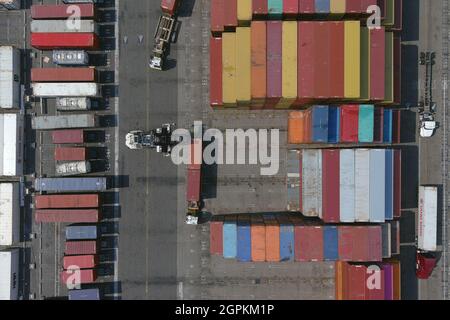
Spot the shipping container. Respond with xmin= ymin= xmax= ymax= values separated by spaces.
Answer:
xmin=385 ymin=149 xmax=394 ymax=220
xmin=370 ymin=28 xmax=386 ymax=100
xmin=54 ymin=147 xmax=88 ymax=161
xmin=301 ymin=150 xmax=322 ymax=217
xmin=347 ymin=265 xmax=366 ymax=300
xmin=237 ymin=0 xmax=252 ymax=22
xmin=264 ymin=215 xmax=280 ymax=262
xmin=338 ymin=226 xmax=382 ymax=262
xmin=0 ymin=249 xmax=19 ymax=300
xmin=295 ymin=226 xmax=324 ymax=262
xmin=56 ymin=97 xmax=93 ymax=111
xmin=161 ymin=0 xmax=179 ymax=15
xmin=340 ymin=105 xmax=359 ymax=143
xmin=252 ymin=0 xmax=268 ymax=16
xmin=322 ymin=149 xmax=340 ymax=223
xmin=0 ymin=46 xmax=20 ymax=109
xmin=369 ymin=149 xmax=386 ymax=222
xmin=315 ymin=0 xmax=331 ymax=13
xmin=390 ymin=220 xmax=400 ymax=255
xmin=266 ymin=21 xmax=282 ymax=108
xmin=382 ymin=263 xmax=394 ymax=300
xmin=211 ymin=0 xmax=225 ymax=33
xmin=35 ymin=178 xmax=108 ymax=193
xmin=31 ymin=33 xmax=99 ymax=50
xmin=236 ymin=27 xmax=251 ymax=105
xmin=328 ymin=106 xmax=340 ymax=143
xmin=32 ymin=114 xmax=98 ymax=130
xmin=330 ymin=0 xmax=346 ymax=16
xmin=383 ymin=109 xmax=393 ymax=143
xmin=0 ymin=183 xmax=20 ymax=246
xmin=52 ymin=129 xmax=85 ymax=144
xmin=392 ymin=261 xmax=401 ymax=300
xmin=251 ymin=215 xmax=266 ymax=262
xmin=297 ymin=22 xmax=315 ymax=103
xmin=344 ymin=21 xmax=360 ymax=98
xmin=314 ymin=22 xmax=330 ymax=99
xmin=0 ymin=114 xmax=24 ymax=176
xmin=31 ymin=68 xmax=96 ymax=82
xmin=31 ymin=20 xmax=97 ymax=34
xmin=299 ymin=0 xmax=315 ymax=13
xmin=63 ymin=255 xmax=97 ymax=270
xmin=35 ymin=194 xmax=99 ymax=209
xmin=339 ymin=149 xmax=355 ymax=222
xmin=186 ymin=168 xmax=201 ymax=202
xmin=383 ymin=32 xmax=394 ymax=103
xmin=31 ymin=4 xmax=95 ymax=19
xmin=268 ymin=0 xmax=283 ymax=19
xmin=61 ymin=269 xmax=97 ymax=285
xmin=358 ymin=105 xmax=374 ymax=142
xmin=224 ymin=0 xmax=238 ymax=27
xmin=66 ymin=225 xmax=98 ymax=240
xmin=52 ymin=50 xmax=89 ymax=66
xmin=68 ymin=288 xmax=100 ymax=300
xmin=287 ymin=179 xmax=300 ymax=211
xmin=323 ymin=226 xmax=339 ymax=261
xmin=288 ymin=111 xmax=305 ymax=144
xmin=223 ymin=216 xmax=237 ymax=258
xmin=251 ymin=21 xmax=267 ymax=108
xmin=210 ymin=37 xmax=223 ymax=107
xmin=222 ymin=33 xmax=236 ymax=105
xmin=210 ymin=219 xmax=223 ymax=255
xmin=283 ymin=0 xmax=298 ymax=16
xmin=32 ymin=83 xmax=99 ymax=97
xmin=311 ymin=106 xmax=329 ymax=143
xmin=278 ymin=215 xmax=294 ymax=261
xmin=65 ymin=240 xmax=98 ymax=256
xmin=280 ymin=21 xmax=297 ymax=108
xmin=373 ymin=107 xmax=384 ymax=142
xmin=393 ymin=149 xmax=401 ymax=217
xmin=237 ymin=215 xmax=251 ymax=262
xmin=355 ymin=149 xmax=370 ymax=222
xmin=35 ymin=209 xmax=100 ymax=223
xmin=418 ymin=186 xmax=438 ymax=252
xmin=329 ymin=22 xmax=345 ymax=98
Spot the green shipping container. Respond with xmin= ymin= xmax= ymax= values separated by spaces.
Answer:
xmin=268 ymin=0 xmax=283 ymax=19
xmin=358 ymin=105 xmax=375 ymax=143
xmin=360 ymin=27 xmax=370 ymax=101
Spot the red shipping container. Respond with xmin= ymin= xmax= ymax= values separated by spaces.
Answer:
xmin=329 ymin=22 xmax=345 ymax=98
xmin=298 ymin=150 xmax=303 ymax=210
xmin=352 ymin=227 xmax=370 ymax=261
xmin=35 ymin=194 xmax=99 ymax=209
xmin=338 ymin=226 xmax=354 ymax=261
xmin=370 ymin=28 xmax=386 ymax=100
xmin=35 ymin=209 xmax=100 ymax=223
xmin=392 ymin=110 xmax=401 ymax=143
xmin=314 ymin=22 xmax=330 ymax=98
xmin=266 ymin=21 xmax=282 ymax=108
xmin=224 ymin=0 xmax=237 ymax=27
xmin=340 ymin=105 xmax=359 ymax=142
xmin=31 ymin=4 xmax=96 ymax=20
xmin=31 ymin=33 xmax=99 ymax=50
xmin=299 ymin=0 xmax=315 ymax=13
xmin=161 ymin=0 xmax=178 ymax=15
xmin=393 ymin=149 xmax=402 ymax=218
xmin=347 ymin=265 xmax=367 ymax=300
xmin=393 ymin=35 xmax=402 ymax=104
xmin=186 ymin=169 xmax=201 ymax=202
xmin=253 ymin=0 xmax=268 ymax=15
xmin=210 ymin=220 xmax=223 ymax=255
xmin=52 ymin=130 xmax=85 ymax=144
xmin=210 ymin=37 xmax=223 ymax=106
xmin=367 ymin=226 xmax=382 ymax=262
xmin=31 ymin=68 xmax=96 ymax=83
xmin=365 ymin=267 xmax=385 ymax=300
xmin=322 ymin=150 xmax=340 ymax=223
xmin=345 ymin=0 xmax=362 ymax=13
xmin=65 ymin=241 xmax=99 ymax=256
xmin=61 ymin=269 xmax=97 ymax=285
xmin=392 ymin=0 xmax=403 ymax=31
xmin=63 ymin=255 xmax=97 ymax=270
xmin=210 ymin=0 xmax=225 ymax=33
xmin=283 ymin=0 xmax=299 ymax=15
xmin=54 ymin=147 xmax=88 ymax=161
xmin=189 ymin=139 xmax=203 ymax=170
xmin=303 ymin=109 xmax=312 ymax=143
xmin=377 ymin=0 xmax=386 ymax=19
xmin=297 ymin=22 xmax=315 ymax=104
xmin=373 ymin=107 xmax=384 ymax=143
xmin=294 ymin=226 xmax=324 ymax=262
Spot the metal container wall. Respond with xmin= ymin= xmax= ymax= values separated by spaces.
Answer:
xmin=280 ymin=21 xmax=297 ymax=108
xmin=223 ymin=216 xmax=237 ymax=258
xmin=358 ymin=105 xmax=374 ymax=142
xmin=35 ymin=194 xmax=99 ymax=209
xmin=314 ymin=23 xmax=329 ymax=98
xmin=329 ymin=22 xmax=345 ymax=98
xmin=301 ymin=150 xmax=322 ymax=217
xmin=323 ymin=226 xmax=339 ymax=261
xmin=299 ymin=0 xmax=315 ymax=13
xmin=61 ymin=269 xmax=96 ymax=284
xmin=344 ymin=21 xmax=360 ymax=98
xmin=251 ymin=21 xmax=267 ymax=108
xmin=65 ymin=241 xmax=98 ymax=255
xmin=253 ymin=0 xmax=268 ymax=15
xmin=393 ymin=149 xmax=401 ymax=218
xmin=328 ymin=106 xmax=340 ymax=143
xmin=31 ymin=20 xmax=97 ymax=33
xmin=355 ymin=149 xmax=370 ymax=222
xmin=210 ymin=37 xmax=223 ymax=107
xmin=264 ymin=215 xmax=280 ymax=262
xmin=211 ymin=0 xmax=225 ymax=33
xmin=222 ymin=33 xmax=237 ymax=105
xmin=311 ymin=105 xmax=329 ymax=143
xmin=65 ymin=225 xmax=98 ymax=240
xmin=237 ymin=216 xmax=251 ymax=262
xmin=288 ymin=111 xmax=305 ymax=144
xmin=384 ymin=149 xmax=394 ymax=220
xmin=283 ymin=0 xmax=299 ymax=15
xmin=236 ymin=27 xmax=251 ymax=104
xmin=52 ymin=130 xmax=85 ymax=144
xmin=278 ymin=216 xmax=294 ymax=261
xmin=369 ymin=149 xmax=386 ymax=223
xmin=54 ymin=147 xmax=88 ymax=161
xmin=35 ymin=178 xmax=108 ymax=192
xmin=31 ymin=33 xmax=99 ymax=50
xmin=383 ymin=109 xmax=393 ymax=143
xmin=63 ymin=255 xmax=97 ymax=270
xmin=295 ymin=226 xmax=324 ymax=262
xmin=31 ymin=4 xmax=95 ymax=19
xmin=210 ymin=220 xmax=223 ymax=255
xmin=266 ymin=21 xmax=282 ymax=107
xmin=373 ymin=107 xmax=384 ymax=143
xmin=340 ymin=105 xmax=359 ymax=143
xmin=370 ymin=28 xmax=386 ymax=100
xmin=224 ymin=0 xmax=238 ymax=27
xmin=339 ymin=149 xmax=356 ymax=222
xmin=322 ymin=149 xmax=340 ymax=223
xmin=35 ymin=209 xmax=100 ymax=223
xmin=31 ymin=68 xmax=96 ymax=82
xmin=268 ymin=0 xmax=283 ymax=19
xmin=298 ymin=22 xmax=315 ymax=103
xmin=251 ymin=216 xmax=266 ymax=262
xmin=186 ymin=169 xmax=201 ymax=202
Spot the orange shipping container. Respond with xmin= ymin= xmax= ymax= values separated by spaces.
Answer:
xmin=288 ymin=111 xmax=306 ymax=144
xmin=251 ymin=216 xmax=266 ymax=262
xmin=264 ymin=217 xmax=280 ymax=262
xmin=251 ymin=21 xmax=267 ymax=108
xmin=392 ymin=261 xmax=401 ymax=300
xmin=335 ymin=261 xmax=345 ymax=300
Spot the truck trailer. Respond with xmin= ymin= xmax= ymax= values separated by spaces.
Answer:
xmin=35 ymin=194 xmax=100 ymax=209
xmin=35 ymin=209 xmax=100 ymax=223
xmin=56 ymin=161 xmax=92 ymax=176
xmin=35 ymin=177 xmax=108 ymax=192
xmin=32 ymin=114 xmax=98 ymax=130
xmin=32 ymin=83 xmax=99 ymax=97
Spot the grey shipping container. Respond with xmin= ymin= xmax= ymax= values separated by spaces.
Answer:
xmin=32 ymin=114 xmax=98 ymax=130
xmin=339 ymin=149 xmax=355 ymax=223
xmin=301 ymin=150 xmax=322 ymax=217
xmin=68 ymin=289 xmax=100 ymax=300
xmin=381 ymin=223 xmax=392 ymax=258
xmin=66 ymin=225 xmax=98 ymax=240
xmin=35 ymin=177 xmax=108 ymax=192
xmin=369 ymin=149 xmax=386 ymax=223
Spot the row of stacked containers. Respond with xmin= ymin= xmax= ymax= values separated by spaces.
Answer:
xmin=288 ymin=105 xmax=401 ymax=144
xmin=286 ymin=149 xmax=401 ymax=223
xmin=210 ymin=214 xmax=400 ymax=263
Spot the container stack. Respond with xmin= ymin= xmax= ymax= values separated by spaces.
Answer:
xmin=335 ymin=261 xmax=401 ymax=300
xmin=210 ymin=214 xmax=400 ymax=263
xmin=288 ymin=106 xmax=401 ymax=144
xmin=209 ymin=1 xmax=402 ymax=108
xmin=286 ymin=149 xmax=401 ymax=223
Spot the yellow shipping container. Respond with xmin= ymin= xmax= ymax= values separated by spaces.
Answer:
xmin=237 ymin=0 xmax=252 ymax=23
xmin=279 ymin=21 xmax=297 ymax=109
xmin=330 ymin=0 xmax=346 ymax=16
xmin=344 ymin=21 xmax=361 ymax=99
xmin=382 ymin=32 xmax=394 ymax=104
xmin=359 ymin=27 xmax=370 ymax=101
xmin=236 ymin=27 xmax=251 ymax=105
xmin=223 ymin=32 xmax=237 ymax=106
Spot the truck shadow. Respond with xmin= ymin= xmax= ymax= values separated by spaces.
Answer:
xmin=177 ymin=0 xmax=196 ymax=18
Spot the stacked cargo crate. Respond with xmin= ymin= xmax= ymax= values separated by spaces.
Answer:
xmin=209 ymin=0 xmax=402 ymax=108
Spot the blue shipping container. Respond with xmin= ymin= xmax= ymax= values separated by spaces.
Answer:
xmin=312 ymin=105 xmax=329 ymax=143
xmin=68 ymin=289 xmax=100 ymax=300
xmin=385 ymin=149 xmax=394 ymax=220
xmin=237 ymin=219 xmax=251 ymax=262
xmin=328 ymin=106 xmax=340 ymax=143
xmin=66 ymin=225 xmax=98 ymax=240
xmin=323 ymin=226 xmax=338 ymax=261
xmin=279 ymin=221 xmax=294 ymax=261
xmin=315 ymin=0 xmax=330 ymax=13
xmin=383 ymin=109 xmax=393 ymax=143
xmin=35 ymin=177 xmax=108 ymax=192
xmin=358 ymin=105 xmax=375 ymax=143
xmin=223 ymin=219 xmax=237 ymax=259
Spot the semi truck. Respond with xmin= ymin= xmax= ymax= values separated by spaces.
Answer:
xmin=56 ymin=97 xmax=97 ymax=111
xmin=56 ymin=161 xmax=92 ymax=176
xmin=416 ymin=185 xmax=440 ymax=279
xmin=125 ymin=123 xmax=175 ymax=155
xmin=186 ymin=139 xmax=202 ymax=225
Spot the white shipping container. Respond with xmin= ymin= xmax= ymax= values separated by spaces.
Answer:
xmin=0 ymin=46 xmax=20 ymax=109
xmin=339 ymin=149 xmax=356 ymax=222
xmin=301 ymin=150 xmax=322 ymax=217
xmin=355 ymin=149 xmax=370 ymax=222
xmin=0 ymin=114 xmax=24 ymax=176
xmin=32 ymin=114 xmax=97 ymax=130
xmin=31 ymin=20 xmax=97 ymax=34
xmin=0 ymin=0 xmax=21 ymax=9
xmin=418 ymin=186 xmax=438 ymax=252
xmin=56 ymin=97 xmax=91 ymax=111
xmin=32 ymin=83 xmax=99 ymax=97
xmin=0 ymin=249 xmax=19 ymax=300
xmin=0 ymin=183 xmax=20 ymax=246
xmin=369 ymin=149 xmax=386 ymax=223
xmin=56 ymin=161 xmax=91 ymax=176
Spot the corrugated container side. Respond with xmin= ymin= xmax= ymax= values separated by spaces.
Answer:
xmin=359 ymin=27 xmax=370 ymax=101
xmin=373 ymin=107 xmax=384 ymax=143
xmin=268 ymin=0 xmax=283 ymax=19
xmin=312 ymin=105 xmax=329 ymax=143
xmin=295 ymin=226 xmax=324 ymax=262
xmin=323 ymin=226 xmax=339 ymax=261
xmin=266 ymin=21 xmax=282 ymax=108
xmin=251 ymin=216 xmax=266 ymax=262
xmin=328 ymin=106 xmax=341 ymax=143
xmin=297 ymin=22 xmax=315 ymax=104
xmin=63 ymin=255 xmax=97 ymax=270
xmin=280 ymin=21 xmax=297 ymax=109
xmin=65 ymin=240 xmax=98 ymax=255
xmin=383 ymin=109 xmax=393 ymax=143
xmin=392 ymin=110 xmax=401 ymax=143
xmin=315 ymin=22 xmax=330 ymax=98
xmin=186 ymin=169 xmax=201 ymax=202
xmin=251 ymin=21 xmax=267 ymax=108
xmin=393 ymin=149 xmax=401 ymax=218
xmin=223 ymin=216 xmax=237 ymax=258
xmin=288 ymin=111 xmax=305 ymax=144
xmin=358 ymin=105 xmax=374 ymax=143
xmin=383 ymin=32 xmax=394 ymax=103
xmin=210 ymin=220 xmax=223 ymax=255
xmin=210 ymin=37 xmax=223 ymax=107
xmin=355 ymin=149 xmax=370 ymax=222
xmin=340 ymin=105 xmax=359 ymax=142
xmin=393 ymin=261 xmax=401 ymax=300
xmin=370 ymin=28 xmax=386 ymax=100
xmin=31 ymin=33 xmax=99 ymax=50
xmin=54 ymin=147 xmax=87 ymax=161
xmin=35 ymin=209 xmax=100 ymax=223
xmin=338 ymin=226 xmax=353 ymax=261
xmin=347 ymin=265 xmax=367 ymax=300
xmin=299 ymin=0 xmax=315 ymax=13
xmin=237 ymin=0 xmax=252 ymax=23
xmin=385 ymin=150 xmax=394 ymax=220
xmin=322 ymin=149 xmax=340 ymax=223
xmin=315 ymin=0 xmax=331 ymax=13
xmin=222 ymin=33 xmax=237 ymax=106
xmin=31 ymin=4 xmax=95 ymax=19
xmin=368 ymin=225 xmax=383 ymax=261
xmin=236 ymin=27 xmax=251 ymax=105
xmin=252 ymin=0 xmax=268 ymax=15
xmin=35 ymin=194 xmax=99 ymax=209
xmin=31 ymin=68 xmax=96 ymax=83
xmin=329 ymin=22 xmax=345 ymax=98
xmin=330 ymin=0 xmax=346 ymax=15
xmin=265 ymin=216 xmax=280 ymax=262
xmin=340 ymin=149 xmax=356 ymax=222
xmin=344 ymin=21 xmax=361 ymax=98
xmin=52 ymin=129 xmax=84 ymax=144
xmin=353 ymin=227 xmax=370 ymax=261
xmin=211 ymin=0 xmax=225 ymax=33
xmin=382 ymin=263 xmax=394 ymax=300
xmin=283 ymin=0 xmax=299 ymax=15
xmin=237 ymin=216 xmax=251 ymax=262
xmin=277 ymin=215 xmax=294 ymax=261
xmin=301 ymin=149 xmax=322 ymax=217
xmin=224 ymin=0 xmax=238 ymax=27
xmin=369 ymin=150 xmax=386 ymax=222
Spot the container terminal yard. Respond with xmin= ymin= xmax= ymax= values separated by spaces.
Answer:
xmin=0 ymin=0 xmax=448 ymax=304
